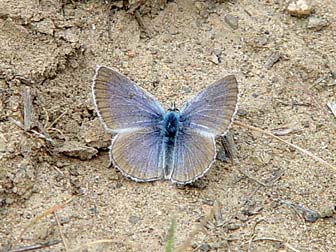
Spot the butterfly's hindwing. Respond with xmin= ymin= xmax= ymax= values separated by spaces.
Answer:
xmin=170 ymin=128 xmax=216 ymax=184
xmin=110 ymin=127 xmax=164 ymax=182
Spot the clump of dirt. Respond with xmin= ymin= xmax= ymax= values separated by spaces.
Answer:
xmin=110 ymin=0 xmax=167 ymax=16
xmin=1 ymin=0 xmax=336 ymax=251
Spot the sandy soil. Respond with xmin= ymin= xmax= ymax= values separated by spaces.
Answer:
xmin=1 ymin=0 xmax=336 ymax=251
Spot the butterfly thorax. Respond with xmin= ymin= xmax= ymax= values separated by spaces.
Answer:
xmin=161 ymin=111 xmax=180 ymax=139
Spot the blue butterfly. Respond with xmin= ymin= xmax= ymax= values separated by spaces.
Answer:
xmin=92 ymin=66 xmax=238 ymax=184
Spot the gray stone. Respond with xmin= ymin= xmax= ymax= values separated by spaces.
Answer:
xmin=307 ymin=17 xmax=329 ymax=31
xmin=224 ymin=14 xmax=239 ymax=30
xmin=56 ymin=141 xmax=98 ymax=161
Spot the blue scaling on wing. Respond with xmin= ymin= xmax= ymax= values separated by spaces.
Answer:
xmin=179 ymin=75 xmax=238 ymax=136
xmin=92 ymin=66 xmax=165 ymax=132
xmin=92 ymin=66 xmax=166 ymax=181
xmin=110 ymin=127 xmax=164 ymax=181
xmin=170 ymin=128 xmax=216 ymax=184
xmin=169 ymin=75 xmax=239 ymax=184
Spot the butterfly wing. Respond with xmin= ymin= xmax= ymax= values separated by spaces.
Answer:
xmin=170 ymin=75 xmax=238 ymax=184
xmin=92 ymin=66 xmax=166 ymax=181
xmin=179 ymin=75 xmax=238 ymax=136
xmin=110 ymin=127 xmax=164 ymax=181
xmin=92 ymin=66 xmax=165 ymax=132
xmin=170 ymin=129 xmax=216 ymax=184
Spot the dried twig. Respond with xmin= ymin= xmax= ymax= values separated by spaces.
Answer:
xmin=9 ymin=88 xmax=56 ymax=145
xmin=23 ymin=86 xmax=32 ymax=130
xmin=248 ymin=219 xmax=265 ymax=252
xmin=237 ymin=167 xmax=283 ymax=190
xmin=175 ymin=207 xmax=214 ymax=252
xmin=238 ymin=169 xmax=269 ymax=187
xmin=233 ymin=120 xmax=336 ymax=172
xmin=9 ymin=117 xmax=55 ymax=145
xmin=80 ymin=239 xmax=134 ymax=251
xmin=135 ymin=10 xmax=153 ymax=38
xmin=19 ymin=195 xmax=75 ymax=240
xmin=252 ymin=237 xmax=301 ymax=252
xmin=244 ymin=184 xmax=262 ymax=206
xmin=46 ymin=111 xmax=66 ymax=130
xmin=42 ymin=107 xmax=66 ymax=139
xmin=54 ymin=213 xmax=69 ymax=251
xmin=213 ymin=200 xmax=223 ymax=226
xmin=7 ymin=240 xmax=61 ymax=252
xmin=279 ymin=199 xmax=319 ymax=222
xmin=220 ymin=133 xmax=237 ymax=163
xmin=247 ymin=220 xmax=301 ymax=252
xmin=42 ymin=107 xmax=50 ymax=129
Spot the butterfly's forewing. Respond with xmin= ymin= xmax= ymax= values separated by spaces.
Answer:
xmin=170 ymin=129 xmax=216 ymax=184
xmin=170 ymin=75 xmax=238 ymax=184
xmin=110 ymin=127 xmax=164 ymax=181
xmin=92 ymin=66 xmax=165 ymax=132
xmin=179 ymin=75 xmax=238 ymax=136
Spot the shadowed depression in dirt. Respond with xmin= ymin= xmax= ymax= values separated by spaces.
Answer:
xmin=0 ymin=0 xmax=336 ymax=251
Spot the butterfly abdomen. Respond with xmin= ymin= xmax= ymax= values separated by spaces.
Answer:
xmin=160 ymin=111 xmax=181 ymax=178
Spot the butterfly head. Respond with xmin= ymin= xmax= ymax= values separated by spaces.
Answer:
xmin=168 ymin=102 xmax=179 ymax=112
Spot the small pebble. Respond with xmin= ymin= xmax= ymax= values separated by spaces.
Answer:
xmin=129 ymin=215 xmax=142 ymax=225
xmin=5 ymin=198 xmax=14 ymax=205
xmin=319 ymin=205 xmax=336 ymax=218
xmin=31 ymin=19 xmax=55 ymax=36
xmin=265 ymin=52 xmax=281 ymax=69
xmin=0 ymin=198 xmax=5 ymax=207
xmin=212 ymin=48 xmax=222 ymax=57
xmin=302 ymin=120 xmax=310 ymax=128
xmin=255 ymin=36 xmax=268 ymax=47
xmin=288 ymin=0 xmax=311 ymax=17
xmin=56 ymin=141 xmax=98 ymax=161
xmin=237 ymin=213 xmax=249 ymax=222
xmin=199 ymin=243 xmax=211 ymax=252
xmin=224 ymin=14 xmax=239 ymax=30
xmin=327 ymin=101 xmax=336 ymax=118
xmin=227 ymin=223 xmax=241 ymax=231
xmin=211 ymin=49 xmax=222 ymax=64
xmin=307 ymin=16 xmax=329 ymax=31
xmin=195 ymin=2 xmax=209 ymax=18
xmin=216 ymin=149 xmax=228 ymax=162
xmin=213 ymin=201 xmax=223 ymax=225
xmin=302 ymin=209 xmax=320 ymax=222
xmin=181 ymin=86 xmax=192 ymax=94
xmin=210 ymin=53 xmax=220 ymax=65
xmin=0 ymin=138 xmax=6 ymax=152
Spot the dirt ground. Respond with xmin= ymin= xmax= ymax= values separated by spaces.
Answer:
xmin=1 ymin=0 xmax=336 ymax=251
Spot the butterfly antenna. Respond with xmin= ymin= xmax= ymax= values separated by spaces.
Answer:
xmin=169 ymin=102 xmax=178 ymax=111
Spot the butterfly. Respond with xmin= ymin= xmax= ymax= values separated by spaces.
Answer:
xmin=92 ymin=66 xmax=238 ymax=184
